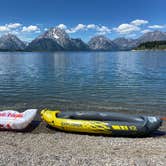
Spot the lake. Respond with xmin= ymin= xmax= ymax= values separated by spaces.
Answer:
xmin=0 ymin=51 xmax=166 ymax=115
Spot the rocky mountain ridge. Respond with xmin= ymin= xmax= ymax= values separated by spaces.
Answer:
xmin=1 ymin=29 xmax=166 ymax=51
xmin=0 ymin=34 xmax=26 ymax=51
xmin=26 ymin=28 xmax=89 ymax=51
xmin=88 ymin=36 xmax=118 ymax=51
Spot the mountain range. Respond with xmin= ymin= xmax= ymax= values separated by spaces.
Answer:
xmin=0 ymin=28 xmax=166 ymax=51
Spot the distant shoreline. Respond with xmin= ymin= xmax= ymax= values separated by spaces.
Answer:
xmin=132 ymin=49 xmax=166 ymax=51
xmin=1 ymin=49 xmax=166 ymax=53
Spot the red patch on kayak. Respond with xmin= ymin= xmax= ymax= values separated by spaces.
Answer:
xmin=0 ymin=124 xmax=4 ymax=128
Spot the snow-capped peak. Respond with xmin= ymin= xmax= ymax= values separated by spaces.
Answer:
xmin=39 ymin=27 xmax=69 ymax=40
xmin=53 ymin=33 xmax=59 ymax=39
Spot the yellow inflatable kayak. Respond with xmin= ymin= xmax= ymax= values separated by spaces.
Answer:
xmin=41 ymin=109 xmax=162 ymax=136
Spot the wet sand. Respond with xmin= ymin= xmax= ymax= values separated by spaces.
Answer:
xmin=0 ymin=120 xmax=165 ymax=166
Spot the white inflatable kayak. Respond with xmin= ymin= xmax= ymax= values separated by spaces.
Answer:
xmin=0 ymin=109 xmax=37 ymax=130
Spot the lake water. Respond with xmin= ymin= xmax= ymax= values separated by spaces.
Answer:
xmin=0 ymin=51 xmax=166 ymax=115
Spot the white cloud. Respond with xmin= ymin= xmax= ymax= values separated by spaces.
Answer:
xmin=66 ymin=29 xmax=75 ymax=33
xmin=96 ymin=25 xmax=111 ymax=35
xmin=74 ymin=24 xmax=86 ymax=31
xmin=57 ymin=24 xmax=67 ymax=29
xmin=0 ymin=23 xmax=22 ymax=32
xmin=22 ymin=25 xmax=40 ymax=32
xmin=131 ymin=19 xmax=148 ymax=26
xmin=114 ymin=23 xmax=140 ymax=34
xmin=66 ymin=24 xmax=86 ymax=33
xmin=141 ymin=29 xmax=152 ymax=33
xmin=2 ymin=20 xmax=166 ymax=41
xmin=65 ymin=24 xmax=111 ymax=35
xmin=148 ymin=25 xmax=165 ymax=29
xmin=87 ymin=24 xmax=97 ymax=29
xmin=114 ymin=19 xmax=149 ymax=35
xmin=0 ymin=26 xmax=9 ymax=32
xmin=7 ymin=23 xmax=22 ymax=29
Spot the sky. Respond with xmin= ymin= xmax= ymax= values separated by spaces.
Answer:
xmin=0 ymin=0 xmax=166 ymax=41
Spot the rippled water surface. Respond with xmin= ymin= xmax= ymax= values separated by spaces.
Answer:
xmin=0 ymin=51 xmax=166 ymax=114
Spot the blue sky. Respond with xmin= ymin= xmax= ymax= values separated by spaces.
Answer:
xmin=0 ymin=0 xmax=166 ymax=41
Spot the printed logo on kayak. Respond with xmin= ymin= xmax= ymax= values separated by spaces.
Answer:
xmin=0 ymin=112 xmax=23 ymax=118
xmin=61 ymin=122 xmax=82 ymax=127
xmin=112 ymin=125 xmax=137 ymax=131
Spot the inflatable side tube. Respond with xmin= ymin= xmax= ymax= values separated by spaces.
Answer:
xmin=57 ymin=111 xmax=145 ymax=123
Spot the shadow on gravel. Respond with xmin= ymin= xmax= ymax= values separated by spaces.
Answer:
xmin=1 ymin=121 xmax=165 ymax=138
xmin=24 ymin=120 xmax=41 ymax=132
xmin=35 ymin=124 xmax=166 ymax=138
xmin=149 ymin=130 xmax=166 ymax=138
xmin=0 ymin=120 xmax=41 ymax=133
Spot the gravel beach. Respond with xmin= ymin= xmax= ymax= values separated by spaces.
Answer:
xmin=0 ymin=120 xmax=165 ymax=166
